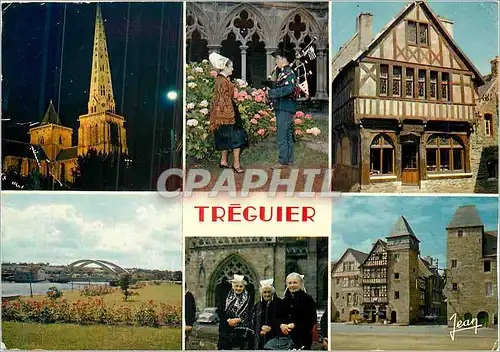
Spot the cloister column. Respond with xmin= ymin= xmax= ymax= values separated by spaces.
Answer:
xmin=316 ymin=46 xmax=328 ymax=99
xmin=265 ymin=46 xmax=278 ymax=77
xmin=207 ymin=43 xmax=221 ymax=55
xmin=239 ymin=45 xmax=248 ymax=81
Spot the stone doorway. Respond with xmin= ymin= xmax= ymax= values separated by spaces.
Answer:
xmin=477 ymin=311 xmax=489 ymax=327
xmin=391 ymin=310 xmax=397 ymax=324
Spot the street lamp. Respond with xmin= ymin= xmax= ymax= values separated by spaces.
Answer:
xmin=166 ymin=91 xmax=178 ymax=101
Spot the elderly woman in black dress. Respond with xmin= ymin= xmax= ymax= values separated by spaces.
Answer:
xmin=252 ymin=278 xmax=283 ymax=349
xmin=216 ymin=274 xmax=254 ymax=350
xmin=280 ymin=272 xmax=317 ymax=350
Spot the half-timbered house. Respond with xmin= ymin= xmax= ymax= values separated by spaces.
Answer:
xmin=331 ymin=1 xmax=486 ymax=193
xmin=331 ymin=248 xmax=368 ymax=322
xmin=333 ymin=216 xmax=445 ymax=325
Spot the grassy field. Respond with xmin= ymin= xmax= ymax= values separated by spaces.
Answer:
xmin=2 ymin=322 xmax=181 ymax=350
xmin=22 ymin=282 xmax=181 ymax=306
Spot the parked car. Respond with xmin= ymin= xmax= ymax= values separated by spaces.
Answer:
xmin=197 ymin=307 xmax=219 ymax=324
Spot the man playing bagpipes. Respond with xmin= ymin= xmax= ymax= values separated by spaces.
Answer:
xmin=264 ymin=40 xmax=316 ymax=169
xmin=264 ymin=47 xmax=298 ymax=169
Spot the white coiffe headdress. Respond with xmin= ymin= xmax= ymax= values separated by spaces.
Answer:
xmin=209 ymin=52 xmax=229 ymax=70
xmin=230 ymin=274 xmax=247 ymax=285
xmin=284 ymin=272 xmax=306 ymax=294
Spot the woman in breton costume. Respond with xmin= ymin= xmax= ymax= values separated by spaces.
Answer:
xmin=216 ymin=274 xmax=254 ymax=350
xmin=280 ymin=272 xmax=317 ymax=350
xmin=252 ymin=279 xmax=284 ymax=349
xmin=208 ymin=53 xmax=249 ymax=173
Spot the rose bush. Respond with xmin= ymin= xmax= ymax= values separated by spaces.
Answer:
xmin=81 ymin=285 xmax=117 ymax=297
xmin=186 ymin=60 xmax=321 ymax=160
xmin=2 ymin=298 xmax=181 ymax=328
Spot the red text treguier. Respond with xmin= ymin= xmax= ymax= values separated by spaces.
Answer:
xmin=194 ymin=205 xmax=316 ymax=222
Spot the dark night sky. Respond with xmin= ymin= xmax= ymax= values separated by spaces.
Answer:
xmin=2 ymin=2 xmax=183 ymax=189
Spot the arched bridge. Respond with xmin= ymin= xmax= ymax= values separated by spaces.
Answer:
xmin=67 ymin=259 xmax=128 ymax=276
xmin=51 ymin=260 xmax=129 ymax=283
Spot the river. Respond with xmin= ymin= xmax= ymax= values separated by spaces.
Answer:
xmin=2 ymin=281 xmax=109 ymax=297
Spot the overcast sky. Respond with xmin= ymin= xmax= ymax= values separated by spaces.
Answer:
xmin=2 ymin=193 xmax=182 ymax=270
xmin=331 ymin=196 xmax=498 ymax=269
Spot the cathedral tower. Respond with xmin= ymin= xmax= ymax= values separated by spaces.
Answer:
xmin=78 ymin=4 xmax=127 ymax=156
xmin=29 ymin=100 xmax=73 ymax=161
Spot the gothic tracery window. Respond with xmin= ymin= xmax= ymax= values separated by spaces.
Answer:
xmin=214 ymin=255 xmax=255 ymax=286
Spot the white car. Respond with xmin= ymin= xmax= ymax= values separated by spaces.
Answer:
xmin=197 ymin=307 xmax=219 ymax=324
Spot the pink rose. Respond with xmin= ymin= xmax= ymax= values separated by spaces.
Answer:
xmin=254 ymin=114 xmax=261 ymax=119
xmin=251 ymin=118 xmax=258 ymax=124
xmin=210 ymin=71 xmax=217 ymax=77
xmin=270 ymin=126 xmax=276 ymax=132
xmin=233 ymin=93 xmax=238 ymax=99
xmin=237 ymin=97 xmax=245 ymax=102
xmin=261 ymin=110 xmax=269 ymax=117
xmin=295 ymin=111 xmax=305 ymax=118
xmin=255 ymin=95 xmax=263 ymax=102
xmin=239 ymin=91 xmax=248 ymax=98
xmin=294 ymin=119 xmax=303 ymax=125
xmin=257 ymin=128 xmax=266 ymax=136
xmin=305 ymin=114 xmax=312 ymax=120
xmin=270 ymin=117 xmax=276 ymax=122
xmin=245 ymin=95 xmax=252 ymax=100
xmin=295 ymin=129 xmax=303 ymax=135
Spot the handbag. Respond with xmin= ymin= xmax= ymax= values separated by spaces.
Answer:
xmin=263 ymin=336 xmax=293 ymax=350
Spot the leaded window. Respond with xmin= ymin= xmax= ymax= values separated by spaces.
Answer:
xmin=408 ymin=22 xmax=417 ymax=44
xmin=380 ymin=65 xmax=388 ymax=96
xmin=441 ymin=72 xmax=450 ymax=100
xmin=392 ymin=66 xmax=402 ymax=97
xmin=419 ymin=23 xmax=429 ymax=45
xmin=418 ymin=70 xmax=426 ymax=98
xmin=406 ymin=68 xmax=414 ymax=97
xmin=430 ymin=71 xmax=437 ymax=99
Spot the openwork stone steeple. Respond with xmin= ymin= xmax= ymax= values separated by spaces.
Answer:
xmin=88 ymin=5 xmax=116 ymax=114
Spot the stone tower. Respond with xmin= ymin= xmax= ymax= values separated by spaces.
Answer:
xmin=77 ymin=5 xmax=127 ymax=156
xmin=28 ymin=100 xmax=73 ymax=161
xmin=446 ymin=205 xmax=497 ymax=327
xmin=386 ymin=216 xmax=421 ymax=325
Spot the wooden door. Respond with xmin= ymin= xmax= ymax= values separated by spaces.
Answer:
xmin=401 ymin=144 xmax=419 ymax=185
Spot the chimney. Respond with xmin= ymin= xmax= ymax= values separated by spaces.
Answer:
xmin=438 ymin=16 xmax=454 ymax=38
xmin=356 ymin=13 xmax=373 ymax=50
xmin=491 ymin=57 xmax=499 ymax=77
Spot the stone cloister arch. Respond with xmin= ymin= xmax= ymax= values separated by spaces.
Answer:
xmin=207 ymin=253 xmax=259 ymax=307
xmin=186 ymin=3 xmax=329 ymax=100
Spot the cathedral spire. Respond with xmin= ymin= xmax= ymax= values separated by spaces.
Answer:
xmin=88 ymin=4 xmax=116 ymax=115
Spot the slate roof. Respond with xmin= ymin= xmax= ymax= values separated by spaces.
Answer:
xmin=56 ymin=147 xmax=78 ymax=161
xmin=41 ymin=100 xmax=62 ymax=125
xmin=348 ymin=248 xmax=369 ymax=264
xmin=484 ymin=231 xmax=497 ymax=257
xmin=2 ymin=140 xmax=48 ymax=161
xmin=387 ymin=216 xmax=418 ymax=239
xmin=447 ymin=205 xmax=484 ymax=229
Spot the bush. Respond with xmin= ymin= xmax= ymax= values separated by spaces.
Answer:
xmin=1 ymin=298 xmax=181 ymax=328
xmin=46 ymin=287 xmax=62 ymax=300
xmin=185 ymin=60 xmax=321 ymax=160
xmin=80 ymin=285 xmax=117 ymax=297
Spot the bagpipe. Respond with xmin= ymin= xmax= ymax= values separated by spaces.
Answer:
xmin=263 ymin=36 xmax=318 ymax=101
